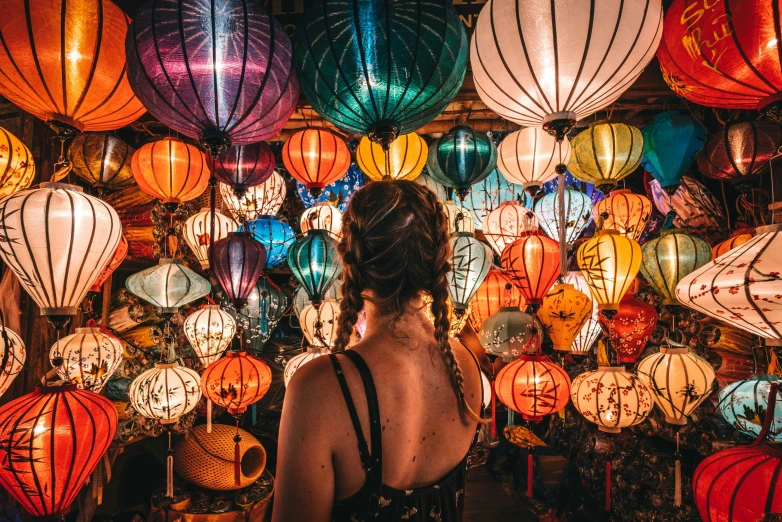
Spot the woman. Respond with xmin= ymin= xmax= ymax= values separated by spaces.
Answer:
xmin=273 ymin=181 xmax=484 ymax=522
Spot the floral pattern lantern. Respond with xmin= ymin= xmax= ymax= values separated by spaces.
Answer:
xmin=639 ymin=229 xmax=711 ymax=306
xmin=599 ymin=287 xmax=657 ymax=363
xmin=443 ymin=201 xmax=476 ymax=236
xmin=282 ymin=128 xmax=351 ymax=196
xmin=480 ymin=308 xmax=542 ymax=361
xmin=184 ymin=305 xmax=237 ymax=368
xmin=539 ymin=284 xmax=592 ymax=352
xmin=201 ymin=351 xmax=272 ymax=415
xmin=284 ymin=347 xmax=329 ymax=388
xmin=592 ymin=189 xmax=652 ymax=241
xmin=220 ymin=172 xmax=286 ymax=222
xmin=495 ymin=355 xmax=570 ymax=421
xmin=212 ymin=233 xmax=266 ymax=309
xmin=718 ymin=374 xmax=782 ymax=443
xmin=300 ymin=301 xmax=339 ymax=347
xmin=68 ymin=133 xmax=135 ymax=191
xmin=456 ymin=168 xmax=531 ymax=230
xmin=130 ymin=362 xmax=202 ymax=423
xmin=447 ymin=234 xmax=492 ymax=314
xmin=0 ymin=327 xmax=24 ymax=398
xmin=300 ymin=203 xmax=343 ymax=240
xmin=568 ymin=122 xmax=644 ymax=190
xmin=534 ymin=188 xmax=593 ymax=247
xmin=288 ymin=231 xmax=342 ymax=304
xmin=641 ymin=111 xmax=706 ymax=193
xmin=576 ymin=230 xmax=642 ymax=314
xmin=483 ymin=201 xmax=539 ymax=256
xmin=243 ymin=218 xmax=296 ymax=269
xmin=126 ymin=258 xmax=211 ymax=313
xmin=501 ymin=232 xmax=561 ymax=309
xmin=89 ymin=236 xmax=128 ymax=293
xmin=356 ymin=133 xmax=427 ymax=181
xmin=182 ymin=209 xmax=238 ymax=270
xmin=496 ymin=128 xmax=569 ymax=192
xmin=208 ymin=143 xmax=276 ymax=197
xmin=427 ymin=126 xmax=498 ymax=199
xmin=50 ymin=327 xmax=123 ymax=392
xmin=469 ymin=269 xmax=527 ymax=332
xmin=297 ymin=165 xmax=363 ymax=213
xmin=570 ymin=367 xmax=653 ymax=432
xmin=0 ymin=127 xmax=34 ymax=198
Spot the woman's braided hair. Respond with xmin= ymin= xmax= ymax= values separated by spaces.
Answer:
xmin=333 ymin=180 xmax=481 ymax=422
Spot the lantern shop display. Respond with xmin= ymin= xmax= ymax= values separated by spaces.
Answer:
xmin=599 ymin=289 xmax=657 ymax=364
xmin=356 ymin=133 xmax=427 ymax=181
xmin=534 ymin=188 xmax=593 ymax=246
xmin=538 ymin=284 xmax=592 ymax=352
xmin=131 ymin=138 xmax=209 ymax=209
xmin=647 ymin=174 xmax=727 ymax=233
xmin=50 ymin=327 xmax=123 ymax=393
xmin=568 ymin=122 xmax=644 ymax=190
xmin=232 ymin=276 xmax=288 ymax=351
xmin=637 ymin=347 xmax=716 ymax=425
xmin=592 ymin=189 xmax=652 ymax=241
xmin=297 ymin=165 xmax=364 ymax=213
xmin=300 ymin=301 xmax=340 ymax=348
xmin=483 ymin=201 xmax=538 ymax=256
xmin=712 ymin=230 xmax=754 ymax=259
xmin=244 ymin=217 xmax=296 ymax=269
xmin=129 ymin=362 xmax=202 ymax=423
xmin=212 ymin=233 xmax=266 ymax=309
xmin=480 ymin=308 xmax=542 ymax=361
xmin=0 ymin=0 xmax=144 ymax=134
xmin=468 ymin=269 xmax=526 ymax=332
xmin=0 ymin=127 xmax=34 ymax=198
xmin=89 ymin=236 xmax=128 ymax=293
xmin=127 ymin=258 xmax=210 ymax=313
xmin=576 ymin=230 xmax=642 ymax=313
xmin=501 ymin=232 xmax=561 ymax=308
xmin=447 ymin=234 xmax=492 ymax=313
xmin=443 ymin=201 xmax=476 ymax=236
xmin=293 ymin=285 xmax=341 ymax=319
xmin=457 ymin=168 xmax=532 ymax=230
xmin=182 ymin=209 xmax=238 ymax=270
xmin=220 ymin=171 xmax=287 ymax=222
xmin=570 ymin=367 xmax=654 ymax=432
xmin=300 ymin=203 xmax=343 ymax=240
xmin=201 ymin=351 xmax=272 ymax=415
xmin=282 ymin=128 xmax=351 ymax=196
xmin=288 ymin=231 xmax=342 ymax=304
xmin=0 ymin=327 xmax=24 ymax=398
xmin=496 ymin=128 xmax=568 ymax=191
xmin=0 ymin=384 xmax=117 ymax=517
xmin=427 ymin=126 xmax=498 ymax=199
xmin=639 ymin=229 xmax=711 ymax=306
xmin=641 ymin=111 xmax=706 ymax=193
xmin=184 ymin=305 xmax=237 ymax=368
xmin=68 ymin=133 xmax=135 ymax=191
xmin=494 ymin=355 xmax=571 ymax=421
xmin=284 ymin=347 xmax=330 ymax=388
xmin=208 ymin=142 xmax=276 ymax=196
xmin=717 ymin=374 xmax=782 ymax=443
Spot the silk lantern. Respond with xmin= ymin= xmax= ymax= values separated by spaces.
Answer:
xmin=641 ymin=111 xmax=706 ymax=193
xmin=447 ymin=234 xmax=492 ymax=314
xmin=294 ymin=0 xmax=467 ymax=146
xmin=220 ymin=171 xmax=286 ymax=222
xmin=208 ymin=143 xmax=276 ymax=197
xmin=50 ymin=327 xmax=123 ymax=392
xmin=718 ymin=374 xmax=782 ymax=443
xmin=300 ymin=301 xmax=339 ymax=347
xmin=427 ymin=126 xmax=498 ymax=199
xmin=0 ymin=0 xmax=144 ymax=134
xmin=495 ymin=355 xmax=571 ymax=421
xmin=496 ymin=128 xmax=569 ymax=192
xmin=562 ymin=271 xmax=602 ymax=355
xmin=457 ymin=168 xmax=531 ymax=229
xmin=483 ymin=202 xmax=539 ymax=256
xmin=0 ymin=128 xmax=34 ymax=198
xmin=0 ymin=183 xmax=122 ymax=327
xmin=89 ymin=236 xmax=128 ymax=293
xmin=293 ymin=284 xmax=341 ymax=319
xmin=637 ymin=347 xmax=715 ymax=424
xmin=68 ymin=133 xmax=135 ymax=191
xmin=284 ymin=347 xmax=329 ymax=388
xmin=0 ymin=384 xmax=117 ymax=517
xmin=201 ymin=351 xmax=272 ymax=415
xmin=243 ymin=217 xmax=295 ymax=269
xmin=212 ymin=233 xmax=266 ymax=310
xmin=648 ymin=174 xmax=727 ymax=233
xmin=297 ymin=165 xmax=364 ymax=213
xmin=288 ymin=230 xmax=342 ymax=304
xmin=443 ymin=201 xmax=476 ymax=236
xmin=130 ymin=362 xmax=202 ymax=422
xmin=480 ymin=308 xmax=542 ymax=361
xmin=356 ymin=133 xmax=427 ymax=181
xmin=534 ymin=188 xmax=593 ymax=246
xmin=577 ymin=230 xmax=642 ymax=314
xmin=126 ymin=258 xmax=211 ymax=313
xmin=501 ymin=232 xmax=561 ymax=309
xmin=126 ymin=0 xmax=298 ymax=154
xmin=568 ymin=122 xmax=644 ymax=190
xmin=182 ymin=209 xmax=238 ymax=270
xmin=282 ymin=128 xmax=351 ymax=196
xmin=300 ymin=203 xmax=343 ymax=240
xmin=539 ymin=284 xmax=592 ymax=352
xmin=599 ymin=289 xmax=657 ymax=363
xmin=570 ymin=367 xmax=653 ymax=432
xmin=592 ymin=189 xmax=652 ymax=241
xmin=469 ymin=268 xmax=527 ymax=332
xmin=639 ymin=229 xmax=711 ymax=306
xmin=184 ymin=305 xmax=237 ymax=368
xmin=712 ymin=230 xmax=754 ymax=258
xmin=0 ymin=327 xmax=24 ymax=398
xmin=233 ymin=276 xmax=288 ymax=351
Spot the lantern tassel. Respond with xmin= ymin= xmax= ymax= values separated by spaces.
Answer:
xmin=526 ymin=449 xmax=533 ymax=498
xmin=606 ymin=439 xmax=611 ymax=512
xmin=674 ymin=431 xmax=682 ymax=507
xmin=490 ymin=376 xmax=497 ymax=439
xmin=166 ymin=430 xmax=174 ymax=498
xmin=234 ymin=420 xmax=242 ymax=486
xmin=206 ymin=399 xmax=212 ymax=434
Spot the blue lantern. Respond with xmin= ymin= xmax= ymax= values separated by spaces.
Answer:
xmin=242 ymin=217 xmax=296 ymax=269
xmin=641 ymin=111 xmax=706 ymax=194
xmin=718 ymin=375 xmax=782 ymax=442
xmin=457 ymin=168 xmax=533 ymax=230
xmin=297 ymin=164 xmax=364 ymax=212
xmin=542 ymin=170 xmax=604 ymax=206
xmin=288 ymin=230 xmax=342 ymax=303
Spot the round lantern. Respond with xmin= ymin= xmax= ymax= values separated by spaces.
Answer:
xmin=496 ymin=128 xmax=569 ymax=192
xmin=0 ymin=127 xmax=34 ymax=198
xmin=243 ymin=217 xmax=295 ymax=269
xmin=648 ymin=174 xmax=727 ymax=233
xmin=470 ymin=0 xmax=662 ymax=130
xmin=294 ymin=0 xmax=467 ymax=145
xmin=293 ymin=285 xmax=341 ymax=319
xmin=641 ymin=111 xmax=706 ymax=193
xmin=184 ymin=305 xmax=237 ymax=368
xmin=297 ymin=165 xmax=364 ymax=213
xmin=220 ymin=171 xmax=286 ymax=221
xmin=89 ymin=235 xmax=128 ymax=293
xmin=131 ymin=138 xmax=210 ymax=209
xmin=538 ymin=284 xmax=592 ymax=352
xmin=201 ymin=351 xmax=272 ymax=415
xmin=718 ymin=374 xmax=782 ymax=443
xmin=457 ymin=168 xmax=531 ymax=229
xmin=356 ymin=133 xmax=427 ymax=181
xmin=639 ymin=229 xmax=712 ymax=306
xmin=50 ymin=327 xmax=123 ymax=392
xmin=300 ymin=301 xmax=339 ymax=347
xmin=284 ymin=347 xmax=329 ymax=388
xmin=599 ymin=290 xmax=657 ymax=363
xmin=443 ymin=201 xmax=476 ymax=236
xmin=0 ymin=183 xmax=122 ymax=325
xmin=576 ymin=230 xmax=642 ymax=313
xmin=427 ymin=126 xmax=498 ymax=199
xmin=0 ymin=384 xmax=117 ymax=517
xmin=500 ymin=232 xmax=561 ymax=308
xmin=592 ymin=189 xmax=652 ymax=241
xmin=712 ymin=230 xmax=754 ymax=259
xmin=483 ymin=201 xmax=539 ymax=256
xmin=568 ymin=122 xmax=644 ymax=190
xmin=126 ymin=0 xmax=298 ymax=153
xmin=212 ymin=233 xmax=266 ymax=309
xmin=126 ymin=258 xmax=211 ymax=313
xmin=282 ymin=128 xmax=351 ymax=196
xmin=182 ymin=209 xmax=238 ymax=270
xmin=68 ymin=133 xmax=135 ymax=191
xmin=637 ymin=347 xmax=716 ymax=424
xmin=447 ymin=234 xmax=492 ymax=314
xmin=288 ymin=231 xmax=342 ymax=305
xmin=570 ymin=367 xmax=654 ymax=432
xmin=0 ymin=327 xmax=24 ymax=399
xmin=534 ymin=188 xmax=593 ymax=246
xmin=495 ymin=355 xmax=571 ymax=421
xmin=300 ymin=203 xmax=343 ymax=240
xmin=0 ymin=0 xmax=144 ymax=134
xmin=676 ymin=224 xmax=782 ymax=344
xmin=129 ymin=362 xmax=202 ymax=422
xmin=469 ymin=269 xmax=526 ymax=332
xmin=208 ymin=143 xmax=276 ymax=197
xmin=480 ymin=308 xmax=542 ymax=360
xmin=234 ymin=276 xmax=288 ymax=351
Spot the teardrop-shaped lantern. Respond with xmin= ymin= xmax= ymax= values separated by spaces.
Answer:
xmin=89 ymin=236 xmax=128 ymax=293
xmin=297 ymin=165 xmax=364 ymax=212
xmin=496 ymin=128 xmax=569 ymax=192
xmin=300 ymin=203 xmax=343 ymax=240
xmin=443 ymin=201 xmax=476 ymax=236
xmin=576 ymin=230 xmax=642 ymax=313
xmin=718 ymin=375 xmax=782 ymax=443
xmin=50 ymin=327 xmax=123 ymax=392
xmin=712 ymin=230 xmax=754 ymax=259
xmin=208 ymin=143 xmax=276 ymax=197
xmin=0 ymin=127 xmax=34 ymax=198
xmin=201 ymin=351 xmax=272 ymax=414
xmin=641 ymin=111 xmax=706 ymax=193
xmin=538 ymin=284 xmax=592 ymax=352
xmin=427 ymin=126 xmax=498 ymax=199
xmin=592 ymin=189 xmax=652 ymax=241
xmin=300 ymin=301 xmax=340 ymax=347
xmin=447 ymin=234 xmax=492 ymax=313
xmin=562 ymin=270 xmax=602 ymax=356
xmin=220 ymin=172 xmax=287 ymax=222
xmin=126 ymin=258 xmax=211 ymax=313
xmin=469 ymin=269 xmax=527 ymax=332
xmin=571 ymin=367 xmax=653 ymax=432
xmin=131 ymin=138 xmax=210 ymax=209
xmin=0 ymin=327 xmax=25 ymax=398
xmin=288 ymin=231 xmax=342 ymax=304
xmin=284 ymin=347 xmax=329 ymax=387
xmin=282 ymin=128 xmax=351 ymax=196
xmin=243 ymin=217 xmax=295 ymax=269
xmin=184 ymin=305 xmax=237 ymax=368
xmin=232 ymin=276 xmax=288 ymax=351
xmin=182 ymin=209 xmax=238 ymax=270
xmin=356 ymin=133 xmax=427 ymax=181
xmin=534 ymin=188 xmax=593 ymax=246
xmin=479 ymin=308 xmax=542 ymax=361
xmin=212 ymin=233 xmax=266 ymax=309
xmin=599 ymin=289 xmax=657 ymax=363
xmin=69 ymin=133 xmax=136 ymax=191
xmin=568 ymin=122 xmax=644 ymax=190
xmin=129 ymin=362 xmax=202 ymax=422
xmin=483 ymin=202 xmax=539 ymax=256
xmin=495 ymin=355 xmax=571 ymax=421
xmin=500 ymin=232 xmax=561 ymax=308
xmin=639 ymin=229 xmax=712 ymax=305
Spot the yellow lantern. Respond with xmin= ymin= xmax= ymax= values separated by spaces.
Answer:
xmin=423 ymin=293 xmax=470 ymax=338
xmin=576 ymin=230 xmax=642 ymax=313
xmin=0 ymin=127 xmax=35 ymax=198
xmin=539 ymin=284 xmax=592 ymax=352
xmin=356 ymin=133 xmax=427 ymax=181
xmin=639 ymin=229 xmax=711 ymax=306
xmin=568 ymin=122 xmax=644 ymax=190
xmin=712 ymin=230 xmax=754 ymax=258
xmin=592 ymin=189 xmax=651 ymax=241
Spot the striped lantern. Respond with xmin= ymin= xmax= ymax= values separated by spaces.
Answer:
xmin=427 ymin=126 xmax=498 ymax=199
xmin=712 ymin=230 xmax=754 ymax=258
xmin=282 ymin=128 xmax=350 ymax=196
xmin=501 ymin=231 xmax=561 ymax=308
xmin=288 ymin=231 xmax=342 ymax=305
xmin=639 ymin=229 xmax=712 ymax=306
xmin=495 ymin=355 xmax=570 ymax=421
xmin=356 ymin=133 xmax=427 ymax=181
xmin=131 ymin=138 xmax=210 ymax=208
xmin=50 ymin=327 xmax=123 ymax=392
xmin=592 ymin=189 xmax=652 ymax=241
xmin=129 ymin=362 xmax=202 ymax=423
xmin=496 ymin=128 xmax=568 ymax=192
xmin=219 ymin=171 xmax=287 ymax=222
xmin=182 ymin=209 xmax=238 ymax=270
xmin=570 ymin=367 xmax=654 ymax=432
xmin=89 ymin=236 xmax=128 ymax=293
xmin=300 ymin=203 xmax=343 ymax=240
xmin=483 ymin=201 xmax=539 ymax=256
xmin=468 ymin=268 xmax=527 ymax=332
xmin=201 ymin=351 xmax=272 ymax=415
xmin=447 ymin=233 xmax=492 ymax=313
xmin=568 ymin=122 xmax=644 ymax=190
xmin=0 ymin=127 xmax=35 ymax=198
xmin=212 ymin=233 xmax=266 ymax=310
xmin=456 ymin=168 xmax=531 ymax=230
xmin=184 ymin=305 xmax=237 ymax=368
xmin=0 ymin=327 xmax=25 ymax=399
xmin=126 ymin=258 xmax=211 ymax=313
xmin=576 ymin=230 xmax=642 ymax=313
xmin=68 ymin=133 xmax=136 ymax=191
xmin=208 ymin=143 xmax=276 ymax=196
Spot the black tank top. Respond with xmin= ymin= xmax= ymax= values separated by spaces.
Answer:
xmin=328 ymin=349 xmax=483 ymax=522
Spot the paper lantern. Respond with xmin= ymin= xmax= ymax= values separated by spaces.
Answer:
xmin=647 ymin=174 xmax=727 ymax=233
xmin=284 ymin=348 xmax=329 ymax=388
xmin=0 ymin=384 xmax=117 ymax=517
xmin=297 ymin=165 xmax=363 ymax=213
xmin=68 ymin=133 xmax=135 ymax=191
xmin=639 ymin=229 xmax=711 ymax=306
xmin=201 ymin=351 xmax=272 ymax=415
xmin=538 ymin=284 xmax=592 ymax=352
xmin=300 ymin=203 xmax=343 ymax=240
xmin=0 ymin=128 xmax=34 ymax=198
xmin=212 ymin=233 xmax=266 ymax=309
xmin=495 ymin=355 xmax=571 ymax=421
xmin=480 ymin=308 xmax=542 ymax=361
xmin=131 ymin=138 xmax=209 ymax=209
xmin=126 ymin=0 xmax=298 ymax=153
xmin=288 ymin=230 xmax=342 ymax=304
xmin=89 ymin=236 xmax=128 ymax=293
xmin=415 ymin=173 xmax=447 ymax=202
xmin=568 ymin=122 xmax=643 ymax=190
xmin=562 ymin=271 xmax=602 ymax=355
xmin=447 ymin=234 xmax=492 ymax=313
xmin=184 ymin=305 xmax=237 ymax=368
xmin=51 ymin=327 xmax=123 ymax=392
xmin=468 ymin=269 xmax=527 ymax=331
xmin=294 ymin=0 xmax=467 ymax=145
xmin=243 ymin=217 xmax=295 ymax=269
xmin=300 ymin=301 xmax=339 ymax=347
xmin=0 ymin=183 xmax=122 ymax=325
xmin=456 ymin=168 xmax=531 ymax=229
xmin=182 ymin=209 xmax=238 ymax=270
xmin=501 ymin=232 xmax=561 ymax=308
xmin=471 ymin=0 xmax=662 ymax=130
xmin=443 ymin=201 xmax=476 ymax=236
xmin=0 ymin=327 xmax=24 ymax=399
xmin=208 ymin=143 xmax=276 ymax=196
xmin=356 ymin=133 xmax=427 ymax=181
xmin=718 ymin=374 xmax=782 ymax=443
xmin=570 ymin=367 xmax=653 ymax=432
xmin=534 ymin=188 xmax=593 ymax=246
xmin=126 ymin=258 xmax=211 ymax=313
xmin=641 ymin=111 xmax=706 ymax=193
xmin=427 ymin=126 xmax=497 ymax=199
xmin=0 ymin=0 xmax=144 ymax=134
xmin=220 ymin=171 xmax=286 ymax=221
xmin=422 ymin=294 xmax=471 ymax=338
xmin=592 ymin=189 xmax=652 ymax=241
xmin=483 ymin=202 xmax=539 ymax=256
xmin=576 ymin=230 xmax=642 ymax=313
xmin=496 ymin=128 xmax=569 ymax=192
xmin=234 ymin=276 xmax=288 ymax=351
xmin=282 ymin=128 xmax=350 ymax=196
xmin=712 ymin=230 xmax=754 ymax=259
xmin=599 ymin=290 xmax=657 ymax=363
xmin=129 ymin=362 xmax=202 ymax=422
xmin=676 ymin=224 xmax=782 ymax=344
xmin=637 ymin=347 xmax=715 ymax=425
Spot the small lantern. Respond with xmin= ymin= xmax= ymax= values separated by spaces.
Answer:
xmin=50 ymin=327 xmax=123 ymax=392
xmin=126 ymin=258 xmax=211 ymax=313
xmin=212 ymin=233 xmax=266 ymax=310
xmin=182 ymin=209 xmax=238 ymax=270
xmin=592 ymin=189 xmax=652 ymax=241
xmin=576 ymin=230 xmax=642 ymax=313
xmin=568 ymin=122 xmax=644 ymax=190
xmin=468 ymin=268 xmax=527 ymax=332
xmin=0 ymin=127 xmax=34 ymax=198
xmin=219 ymin=172 xmax=287 ymax=222
xmin=208 ymin=143 xmax=275 ymax=197
xmin=0 ymin=326 xmax=25 ymax=398
xmin=300 ymin=203 xmax=343 ymax=240
xmin=288 ymin=231 xmax=342 ymax=304
xmin=243 ymin=217 xmax=296 ymax=269
xmin=640 ymin=229 xmax=711 ymax=306
xmin=443 ymin=201 xmax=477 ymax=236
xmin=534 ymin=188 xmax=593 ymax=246
xmin=501 ymin=232 xmax=561 ymax=308
xmin=131 ymin=137 xmax=209 ymax=209
xmin=300 ymin=301 xmax=339 ymax=347
xmin=717 ymin=374 xmax=782 ymax=443
xmin=479 ymin=308 xmax=542 ymax=361
xmin=570 ymin=367 xmax=653 ymax=432
xmin=284 ymin=347 xmax=329 ymax=387
xmin=232 ymin=276 xmax=288 ymax=351
xmin=129 ymin=362 xmax=202 ymax=423
xmin=599 ymin=289 xmax=657 ymax=364
xmin=562 ymin=270 xmax=602 ymax=355
xmin=68 ymin=133 xmax=136 ymax=191
xmin=427 ymin=126 xmax=498 ymax=200
xmin=456 ymin=168 xmax=531 ymax=230
xmin=495 ymin=355 xmax=571 ymax=421
xmin=282 ymin=128 xmax=350 ymax=196
xmin=293 ymin=284 xmax=341 ymax=319
xmin=356 ymin=133 xmax=427 ymax=181
xmin=201 ymin=351 xmax=272 ymax=415
xmin=447 ymin=233 xmax=492 ymax=314
xmin=184 ymin=305 xmax=237 ymax=368
xmin=483 ymin=201 xmax=539 ymax=256
xmin=538 ymin=284 xmax=592 ymax=352
xmin=496 ymin=128 xmax=570 ymax=192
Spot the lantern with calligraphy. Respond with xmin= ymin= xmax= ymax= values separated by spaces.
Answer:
xmin=212 ymin=233 xmax=266 ymax=309
xmin=570 ymin=367 xmax=653 ymax=432
xmin=568 ymin=122 xmax=644 ymax=190
xmin=282 ymin=128 xmax=351 ymax=196
xmin=288 ymin=231 xmax=342 ymax=304
xmin=131 ymin=138 xmax=209 ymax=210
xmin=89 ymin=236 xmax=128 ymax=293
xmin=50 ymin=327 xmax=123 ymax=392
xmin=576 ymin=230 xmax=642 ymax=314
xmin=538 ymin=284 xmax=592 ymax=352
xmin=184 ymin=305 xmax=237 ymax=368
xmin=244 ymin=217 xmax=296 ymax=269
xmin=126 ymin=259 xmax=211 ymax=313
xmin=599 ymin=289 xmax=657 ymax=363
xmin=641 ymin=111 xmax=706 ymax=193
xmin=496 ymin=128 xmax=568 ymax=192
xmin=718 ymin=374 xmax=782 ymax=443
xmin=300 ymin=301 xmax=339 ymax=348
xmin=356 ymin=133 xmax=427 ymax=181
xmin=220 ymin=171 xmax=287 ymax=222
xmin=480 ymin=308 xmax=542 ymax=361
xmin=208 ymin=143 xmax=276 ymax=197
xmin=201 ymin=351 xmax=272 ymax=415
xmin=284 ymin=347 xmax=330 ymax=387
xmin=0 ymin=127 xmax=34 ymax=198
xmin=639 ymin=229 xmax=711 ymax=306
xmin=712 ymin=230 xmax=754 ymax=258
xmin=468 ymin=269 xmax=527 ymax=332
xmin=0 ymin=327 xmax=24 ymax=398
xmin=300 ymin=203 xmax=343 ymax=240
xmin=495 ymin=355 xmax=570 ymax=421
xmin=443 ymin=202 xmax=476 ymax=236
xmin=534 ymin=188 xmax=593 ymax=246
xmin=501 ymin=232 xmax=561 ymax=309
xmin=68 ymin=133 xmax=135 ymax=191
xmin=427 ymin=126 xmax=498 ymax=200
xmin=182 ymin=209 xmax=238 ymax=270
xmin=447 ymin=234 xmax=492 ymax=314
xmin=130 ymin=362 xmax=202 ymax=423
xmin=483 ymin=201 xmax=539 ymax=256
xmin=592 ymin=189 xmax=652 ymax=241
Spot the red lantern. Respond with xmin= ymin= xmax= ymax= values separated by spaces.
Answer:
xmin=212 ymin=232 xmax=266 ymax=309
xmin=282 ymin=128 xmax=350 ymax=196
xmin=599 ymin=286 xmax=657 ymax=363
xmin=201 ymin=351 xmax=272 ymax=415
xmin=89 ymin=235 xmax=128 ymax=292
xmin=500 ymin=232 xmax=561 ymax=309
xmin=0 ymin=384 xmax=117 ymax=516
xmin=208 ymin=143 xmax=276 ymax=197
xmin=495 ymin=355 xmax=570 ymax=421
xmin=468 ymin=268 xmax=527 ymax=331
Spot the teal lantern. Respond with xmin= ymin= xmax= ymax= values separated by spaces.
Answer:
xmin=641 ymin=111 xmax=706 ymax=194
xmin=457 ymin=168 xmax=532 ymax=230
xmin=294 ymin=0 xmax=467 ymax=147
xmin=243 ymin=217 xmax=296 ymax=269
xmin=126 ymin=259 xmax=211 ymax=313
xmin=718 ymin=375 xmax=782 ymax=443
xmin=447 ymin=233 xmax=492 ymax=314
xmin=639 ymin=229 xmax=711 ymax=306
xmin=226 ymin=276 xmax=288 ymax=352
xmin=288 ymin=230 xmax=342 ymax=304
xmin=427 ymin=126 xmax=498 ymax=200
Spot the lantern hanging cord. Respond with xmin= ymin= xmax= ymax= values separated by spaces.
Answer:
xmin=556 ymin=142 xmax=567 ymax=275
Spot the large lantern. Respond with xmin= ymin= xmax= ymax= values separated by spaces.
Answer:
xmin=282 ymin=128 xmax=351 ymax=196
xmin=129 ymin=362 xmax=202 ymax=422
xmin=244 ymin=217 xmax=295 ymax=269
xmin=208 ymin=143 xmax=276 ymax=197
xmin=0 ymin=0 xmax=144 ymax=134
xmin=712 ymin=230 xmax=754 ymax=259
xmin=201 ymin=351 xmax=272 ymax=415
xmin=356 ymin=133 xmax=427 ymax=181
xmin=457 ymin=168 xmax=531 ymax=230
xmin=131 ymin=138 xmax=210 ymax=209
xmin=469 ymin=269 xmax=527 ymax=332
xmin=0 ymin=127 xmax=34 ymax=198
xmin=51 ymin=327 xmax=123 ymax=392
xmin=534 ymin=188 xmax=593 ymax=247
xmin=637 ymin=347 xmax=715 ymax=425
xmin=220 ymin=171 xmax=286 ymax=221
xmin=538 ymin=284 xmax=592 ymax=352
xmin=297 ymin=165 xmax=363 ymax=213
xmin=639 ymin=229 xmax=711 ymax=306
xmin=0 ymin=384 xmax=117 ymax=517
xmin=576 ymin=230 xmax=642 ymax=313
xmin=599 ymin=289 xmax=657 ymax=363
xmin=718 ymin=374 xmax=782 ymax=443
xmin=447 ymin=234 xmax=492 ymax=314
xmin=0 ymin=327 xmax=25 ymax=398
xmin=568 ymin=122 xmax=644 ymax=190
xmin=212 ymin=233 xmax=266 ymax=309
xmin=294 ymin=0 xmax=467 ymax=146
xmin=496 ymin=128 xmax=568 ymax=192
xmin=184 ymin=305 xmax=237 ymax=368
xmin=570 ymin=367 xmax=653 ymax=432
xmin=495 ymin=355 xmax=570 ymax=421
xmin=89 ymin=236 xmax=128 ymax=293
xmin=501 ymin=232 xmax=561 ymax=308
xmin=126 ymin=258 xmax=211 ymax=313
xmin=592 ymin=189 xmax=652 ymax=241
xmin=479 ymin=308 xmax=542 ymax=361
xmin=427 ymin=126 xmax=498 ymax=199
xmin=232 ymin=276 xmax=288 ymax=351
xmin=300 ymin=301 xmax=339 ymax=347
xmin=288 ymin=231 xmax=342 ymax=304
xmin=300 ymin=203 xmax=343 ymax=240
xmin=641 ymin=111 xmax=706 ymax=193
xmin=126 ymin=0 xmax=298 ymax=153
xmin=182 ymin=209 xmax=238 ymax=270
xmin=483 ymin=202 xmax=539 ymax=256
xmin=0 ymin=183 xmax=122 ymax=326
xmin=68 ymin=133 xmax=135 ymax=191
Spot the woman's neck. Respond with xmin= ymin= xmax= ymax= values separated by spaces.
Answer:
xmin=361 ymin=294 xmax=434 ymax=342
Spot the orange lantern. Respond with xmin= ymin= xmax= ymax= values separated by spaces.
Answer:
xmin=89 ymin=236 xmax=128 ymax=292
xmin=495 ymin=355 xmax=571 ymax=421
xmin=599 ymin=283 xmax=657 ymax=363
xmin=0 ymin=126 xmax=35 ymax=198
xmin=712 ymin=229 xmax=754 ymax=258
xmin=592 ymin=189 xmax=651 ymax=241
xmin=538 ymin=283 xmax=592 ymax=352
xmin=131 ymin=137 xmax=210 ymax=210
xmin=201 ymin=351 xmax=272 ymax=415
xmin=468 ymin=268 xmax=527 ymax=331
xmin=500 ymin=232 xmax=561 ymax=309
xmin=282 ymin=128 xmax=350 ymax=196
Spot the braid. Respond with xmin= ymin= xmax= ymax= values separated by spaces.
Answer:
xmin=333 ymin=217 xmax=364 ymax=352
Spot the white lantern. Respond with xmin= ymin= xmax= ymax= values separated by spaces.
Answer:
xmin=219 ymin=171 xmax=286 ymax=221
xmin=0 ymin=326 xmax=25 ymax=398
xmin=483 ymin=201 xmax=539 ymax=256
xmin=443 ymin=201 xmax=476 ymax=236
xmin=448 ymin=234 xmax=492 ymax=313
xmin=300 ymin=202 xmax=343 ymax=239
xmin=126 ymin=258 xmax=211 ymax=313
xmin=637 ymin=347 xmax=715 ymax=425
xmin=570 ymin=367 xmax=654 ymax=432
xmin=496 ymin=128 xmax=569 ymax=190
xmin=284 ymin=347 xmax=329 ymax=387
xmin=0 ymin=183 xmax=121 ymax=324
xmin=534 ymin=188 xmax=593 ymax=246
xmin=300 ymin=300 xmax=340 ymax=347
xmin=182 ymin=209 xmax=238 ymax=269
xmin=184 ymin=305 xmax=236 ymax=368
xmin=293 ymin=285 xmax=341 ymax=319
xmin=129 ymin=362 xmax=202 ymax=423
xmin=50 ymin=327 xmax=123 ymax=392
xmin=562 ymin=271 xmax=602 ymax=355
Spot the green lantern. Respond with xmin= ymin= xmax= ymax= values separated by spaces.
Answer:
xmin=126 ymin=259 xmax=211 ymax=314
xmin=447 ymin=233 xmax=492 ymax=314
xmin=427 ymin=125 xmax=498 ymax=200
xmin=639 ymin=229 xmax=711 ymax=305
xmin=288 ymin=230 xmax=342 ymax=305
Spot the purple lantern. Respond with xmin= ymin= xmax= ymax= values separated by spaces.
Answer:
xmin=212 ymin=232 xmax=266 ymax=309
xmin=125 ymin=0 xmax=299 ymax=155
xmin=208 ymin=142 xmax=276 ymax=197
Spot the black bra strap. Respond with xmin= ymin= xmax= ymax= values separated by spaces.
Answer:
xmin=342 ymin=350 xmax=383 ymax=483
xmin=328 ymin=354 xmax=372 ymax=472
